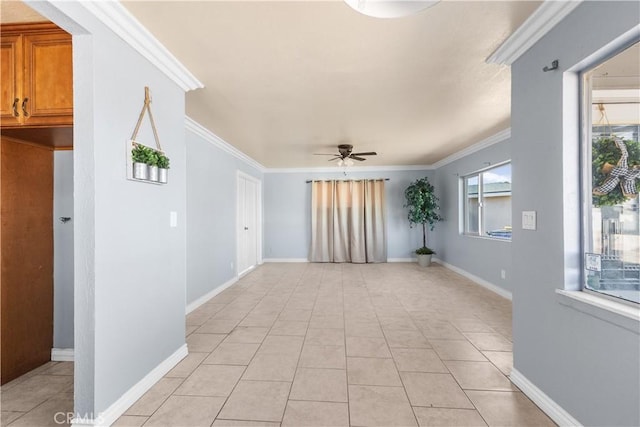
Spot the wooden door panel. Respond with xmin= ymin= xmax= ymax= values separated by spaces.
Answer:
xmin=1 ymin=138 xmax=53 ymax=384
xmin=0 ymin=35 xmax=22 ymax=126
xmin=23 ymin=32 xmax=72 ymax=126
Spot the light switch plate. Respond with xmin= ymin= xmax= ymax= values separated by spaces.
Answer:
xmin=522 ymin=211 xmax=536 ymax=230
xmin=170 ymin=211 xmax=178 ymax=228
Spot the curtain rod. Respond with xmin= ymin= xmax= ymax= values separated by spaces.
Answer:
xmin=305 ymin=178 xmax=390 ymax=183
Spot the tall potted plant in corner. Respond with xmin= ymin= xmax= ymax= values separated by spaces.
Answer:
xmin=404 ymin=177 xmax=443 ymax=267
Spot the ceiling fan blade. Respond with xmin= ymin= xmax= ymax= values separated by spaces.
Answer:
xmin=352 ymin=152 xmax=377 ymax=156
xmin=313 ymin=153 xmax=339 ymax=156
xmin=328 ymin=157 xmax=340 ymax=161
xmin=351 ymin=156 xmax=367 ymax=161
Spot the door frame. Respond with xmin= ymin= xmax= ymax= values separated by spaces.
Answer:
xmin=236 ymin=170 xmax=262 ymax=277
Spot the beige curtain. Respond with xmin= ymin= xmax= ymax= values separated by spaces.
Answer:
xmin=310 ymin=179 xmax=386 ymax=263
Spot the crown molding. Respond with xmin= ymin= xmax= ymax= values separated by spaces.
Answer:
xmin=185 ymin=118 xmax=508 ymax=174
xmin=486 ymin=0 xmax=583 ymax=65
xmin=265 ymin=164 xmax=434 ymax=174
xmin=185 ymin=117 xmax=267 ymax=172
xmin=430 ymin=128 xmax=511 ymax=169
xmin=79 ymin=1 xmax=203 ymax=91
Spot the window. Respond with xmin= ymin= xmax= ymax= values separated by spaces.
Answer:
xmin=582 ymin=42 xmax=639 ymax=305
xmin=462 ymin=162 xmax=512 ymax=239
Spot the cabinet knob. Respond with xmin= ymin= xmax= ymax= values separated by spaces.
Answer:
xmin=21 ymin=98 xmax=29 ymax=117
xmin=12 ymin=98 xmax=19 ymax=117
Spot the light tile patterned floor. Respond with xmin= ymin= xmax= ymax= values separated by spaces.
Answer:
xmin=1 ymin=263 xmax=557 ymax=426
xmin=1 ymin=361 xmax=74 ymax=426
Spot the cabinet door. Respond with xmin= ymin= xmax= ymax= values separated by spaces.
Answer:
xmin=0 ymin=35 xmax=22 ymax=126
xmin=22 ymin=32 xmax=72 ymax=127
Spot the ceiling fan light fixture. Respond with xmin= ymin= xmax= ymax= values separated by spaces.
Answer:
xmin=345 ymin=158 xmax=355 ymax=167
xmin=344 ymin=0 xmax=440 ymax=19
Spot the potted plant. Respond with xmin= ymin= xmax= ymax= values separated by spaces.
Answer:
xmin=404 ymin=177 xmax=443 ymax=267
xmin=147 ymin=149 xmax=160 ymax=182
xmin=157 ymin=153 xmax=170 ymax=184
xmin=131 ymin=143 xmax=150 ymax=180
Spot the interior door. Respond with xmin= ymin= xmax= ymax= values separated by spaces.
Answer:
xmin=1 ymin=138 xmax=54 ymax=384
xmin=237 ymin=177 xmax=248 ymax=274
xmin=244 ymin=179 xmax=258 ymax=269
xmin=237 ymin=174 xmax=259 ymax=275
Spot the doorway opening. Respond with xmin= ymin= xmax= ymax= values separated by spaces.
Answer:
xmin=1 ymin=1 xmax=75 ymax=424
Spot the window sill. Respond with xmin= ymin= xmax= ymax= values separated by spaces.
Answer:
xmin=555 ymin=289 xmax=640 ymax=334
xmin=461 ymin=234 xmax=511 ymax=243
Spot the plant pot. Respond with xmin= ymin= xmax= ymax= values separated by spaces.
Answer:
xmin=133 ymin=162 xmax=148 ymax=180
xmin=148 ymin=165 xmax=159 ymax=182
xmin=417 ymin=254 xmax=432 ymax=267
xmin=158 ymin=168 xmax=168 ymax=184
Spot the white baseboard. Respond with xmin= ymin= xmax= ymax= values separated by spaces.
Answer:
xmin=72 ymin=344 xmax=188 ymax=427
xmin=510 ymin=368 xmax=582 ymax=426
xmin=387 ymin=258 xmax=417 ymax=263
xmin=262 ymin=258 xmax=309 ymax=263
xmin=51 ymin=348 xmax=74 ymax=362
xmin=186 ymin=276 xmax=238 ymax=314
xmin=433 ymin=258 xmax=512 ymax=300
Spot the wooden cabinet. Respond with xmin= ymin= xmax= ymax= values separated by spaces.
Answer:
xmin=1 ymin=23 xmax=72 ymax=128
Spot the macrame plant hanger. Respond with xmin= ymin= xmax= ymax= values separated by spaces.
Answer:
xmin=131 ymin=87 xmax=163 ymax=153
xmin=596 ymin=103 xmax=613 ymax=137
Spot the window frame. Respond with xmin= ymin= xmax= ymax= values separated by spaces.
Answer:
xmin=461 ymin=160 xmax=512 ymax=241
xmin=578 ymin=41 xmax=640 ymax=307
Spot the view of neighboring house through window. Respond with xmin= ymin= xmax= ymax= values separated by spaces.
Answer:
xmin=463 ymin=162 xmax=512 ymax=239
xmin=582 ymin=41 xmax=639 ymax=304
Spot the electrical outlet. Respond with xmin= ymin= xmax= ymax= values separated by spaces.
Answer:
xmin=501 ymin=269 xmax=506 ymax=280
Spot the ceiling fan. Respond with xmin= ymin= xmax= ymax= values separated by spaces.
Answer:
xmin=314 ymin=144 xmax=377 ymax=165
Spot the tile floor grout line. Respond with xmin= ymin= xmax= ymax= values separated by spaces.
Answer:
xmin=340 ymin=266 xmax=354 ymax=427
xmin=281 ymin=262 xmax=322 ymax=425
xmin=212 ymin=265 xmax=307 ymax=425
xmin=367 ymin=266 xmax=421 ymax=427
xmin=137 ymin=297 xmax=240 ymax=423
xmin=143 ymin=268 xmax=284 ymax=425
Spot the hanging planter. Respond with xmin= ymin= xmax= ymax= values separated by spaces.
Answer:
xmin=126 ymin=87 xmax=170 ymax=185
xmin=131 ymin=143 xmax=150 ymax=180
xmin=158 ymin=153 xmax=170 ymax=184
xmin=147 ymin=149 xmax=159 ymax=182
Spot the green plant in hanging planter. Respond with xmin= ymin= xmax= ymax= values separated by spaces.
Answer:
xmin=157 ymin=153 xmax=170 ymax=169
xmin=404 ymin=177 xmax=443 ymax=254
xmin=146 ymin=149 xmax=160 ymax=167
xmin=592 ymin=136 xmax=640 ymax=207
xmin=131 ymin=144 xmax=151 ymax=164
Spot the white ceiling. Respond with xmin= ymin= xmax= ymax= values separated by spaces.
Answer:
xmin=122 ymin=1 xmax=541 ymax=167
xmin=3 ymin=0 xmax=542 ymax=167
xmin=0 ymin=0 xmax=46 ymax=23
